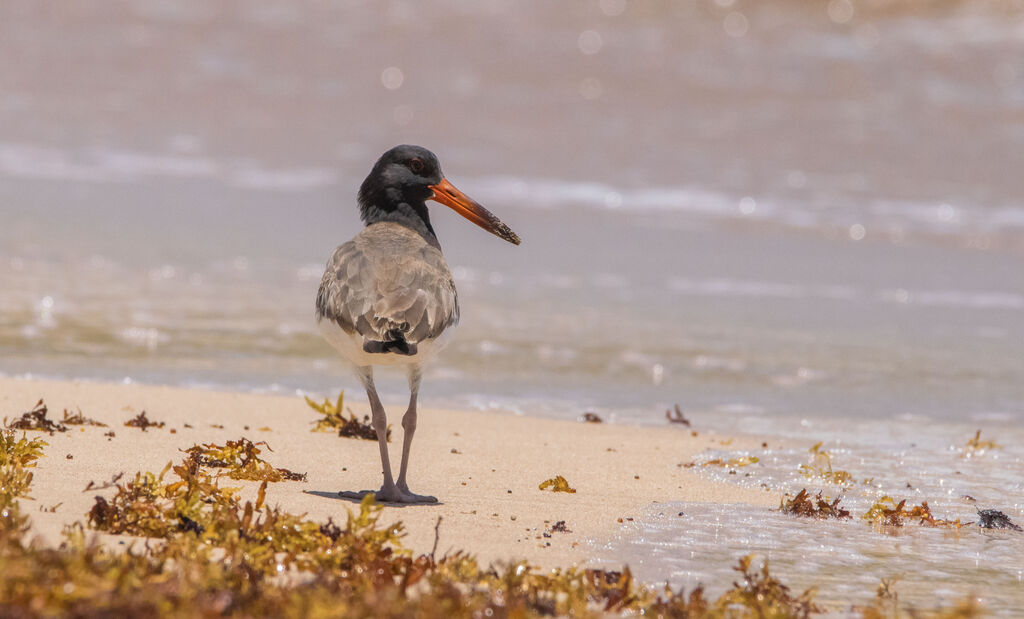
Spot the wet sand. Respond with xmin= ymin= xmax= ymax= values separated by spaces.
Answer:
xmin=2 ymin=376 xmax=776 ymax=568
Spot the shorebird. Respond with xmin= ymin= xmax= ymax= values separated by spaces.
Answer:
xmin=316 ymin=145 xmax=520 ymax=503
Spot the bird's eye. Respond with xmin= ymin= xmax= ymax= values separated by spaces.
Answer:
xmin=410 ymin=158 xmax=425 ymax=173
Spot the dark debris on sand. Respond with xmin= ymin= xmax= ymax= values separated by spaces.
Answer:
xmin=61 ymin=408 xmax=108 ymax=427
xmin=177 ymin=515 xmax=205 ymax=536
xmin=665 ymin=404 xmax=690 ymax=427
xmin=306 ymin=392 xmax=391 ymax=442
xmin=977 ymin=509 xmax=1022 ymax=531
xmin=338 ymin=413 xmax=390 ymax=442
xmin=124 ymin=411 xmax=165 ymax=431
xmin=5 ymin=399 xmax=67 ymax=434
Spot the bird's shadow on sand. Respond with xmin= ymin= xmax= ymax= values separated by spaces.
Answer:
xmin=304 ymin=489 xmax=445 ymax=508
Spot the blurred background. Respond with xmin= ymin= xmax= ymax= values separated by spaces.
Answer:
xmin=1 ymin=0 xmax=1022 ymax=425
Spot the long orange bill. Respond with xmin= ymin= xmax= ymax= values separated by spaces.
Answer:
xmin=429 ymin=178 xmax=521 ymax=245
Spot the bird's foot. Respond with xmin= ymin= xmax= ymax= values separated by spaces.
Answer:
xmin=397 ymin=481 xmax=437 ymax=504
xmin=338 ymin=484 xmax=437 ymax=504
xmin=397 ymin=489 xmax=438 ymax=503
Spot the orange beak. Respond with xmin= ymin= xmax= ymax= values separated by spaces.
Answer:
xmin=429 ymin=178 xmax=521 ymax=245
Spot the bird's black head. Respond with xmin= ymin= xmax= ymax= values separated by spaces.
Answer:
xmin=357 ymin=144 xmax=522 ymax=246
xmin=358 ymin=145 xmax=442 ymax=231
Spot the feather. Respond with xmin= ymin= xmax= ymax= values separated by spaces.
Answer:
xmin=316 ymin=223 xmax=459 ymax=347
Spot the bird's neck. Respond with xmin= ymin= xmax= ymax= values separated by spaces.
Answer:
xmin=361 ymin=200 xmax=441 ymax=249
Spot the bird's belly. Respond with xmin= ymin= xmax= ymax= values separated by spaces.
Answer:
xmin=317 ymin=319 xmax=453 ymax=367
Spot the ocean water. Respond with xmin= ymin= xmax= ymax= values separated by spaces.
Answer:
xmin=2 ymin=0 xmax=1023 ymax=611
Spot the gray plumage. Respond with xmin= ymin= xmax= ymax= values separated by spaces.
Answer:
xmin=316 ymin=221 xmax=459 ymax=347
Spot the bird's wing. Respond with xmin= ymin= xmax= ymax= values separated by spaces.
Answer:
xmin=316 ymin=225 xmax=458 ymax=344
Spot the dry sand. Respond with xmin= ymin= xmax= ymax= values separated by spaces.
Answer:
xmin=1 ymin=377 xmax=778 ymax=569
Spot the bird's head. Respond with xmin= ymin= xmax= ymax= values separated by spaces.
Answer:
xmin=358 ymin=145 xmax=521 ymax=245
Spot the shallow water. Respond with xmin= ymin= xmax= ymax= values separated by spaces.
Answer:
xmin=594 ymin=415 xmax=1024 ymax=613
xmin=2 ymin=0 xmax=1023 ymax=610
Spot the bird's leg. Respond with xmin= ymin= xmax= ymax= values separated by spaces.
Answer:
xmin=395 ymin=366 xmax=419 ymax=492
xmin=395 ymin=365 xmax=436 ymax=503
xmin=350 ymin=366 xmax=404 ymax=503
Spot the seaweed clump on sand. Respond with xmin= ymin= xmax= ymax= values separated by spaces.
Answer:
xmin=862 ymin=497 xmax=963 ymax=529
xmin=976 ymin=509 xmax=1022 ymax=531
xmin=665 ymin=404 xmax=691 ymax=426
xmin=89 ymin=440 xmax=305 ymax=538
xmin=184 ymin=438 xmax=306 ymax=482
xmin=61 ymin=408 xmax=108 ymax=427
xmin=780 ymin=489 xmax=852 ymax=520
xmin=306 ymin=391 xmax=390 ymax=442
xmin=4 ymin=399 xmax=67 ymax=434
xmin=0 ymin=426 xmax=839 ymax=617
xmin=538 ymin=475 xmax=577 ymax=493
xmin=124 ymin=411 xmax=165 ymax=431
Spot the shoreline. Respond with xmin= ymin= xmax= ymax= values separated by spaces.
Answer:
xmin=1 ymin=376 xmax=778 ymax=569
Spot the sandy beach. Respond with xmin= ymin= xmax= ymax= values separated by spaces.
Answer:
xmin=2 ymin=376 xmax=775 ymax=569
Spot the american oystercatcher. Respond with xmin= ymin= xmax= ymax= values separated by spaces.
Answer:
xmin=316 ymin=145 xmax=520 ymax=503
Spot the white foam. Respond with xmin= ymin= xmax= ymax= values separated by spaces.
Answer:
xmin=93 ymin=149 xmax=219 ymax=178
xmin=462 ymin=175 xmax=751 ymax=217
xmin=878 ymin=288 xmax=1024 ymax=310
xmin=668 ymin=277 xmax=805 ymax=298
xmin=0 ymin=142 xmax=335 ymax=192
xmin=463 ymin=175 xmax=1024 ymax=243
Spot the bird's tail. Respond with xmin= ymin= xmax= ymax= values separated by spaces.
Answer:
xmin=362 ymin=327 xmax=417 ymax=356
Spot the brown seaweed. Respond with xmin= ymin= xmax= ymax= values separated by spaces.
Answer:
xmin=184 ymin=438 xmax=307 ymax=482
xmin=124 ymin=411 xmax=165 ymax=431
xmin=5 ymin=399 xmax=67 ymax=434
xmin=580 ymin=411 xmax=603 ymax=423
xmin=862 ymin=496 xmax=963 ymax=528
xmin=307 ymin=391 xmax=390 ymax=442
xmin=338 ymin=413 xmax=390 ymax=442
xmin=665 ymin=404 xmax=691 ymax=426
xmin=779 ymin=489 xmax=851 ymax=520
xmin=84 ymin=472 xmax=125 ymax=492
xmin=61 ymin=408 xmax=108 ymax=427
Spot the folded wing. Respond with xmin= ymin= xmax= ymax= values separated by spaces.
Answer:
xmin=316 ymin=225 xmax=459 ymax=347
